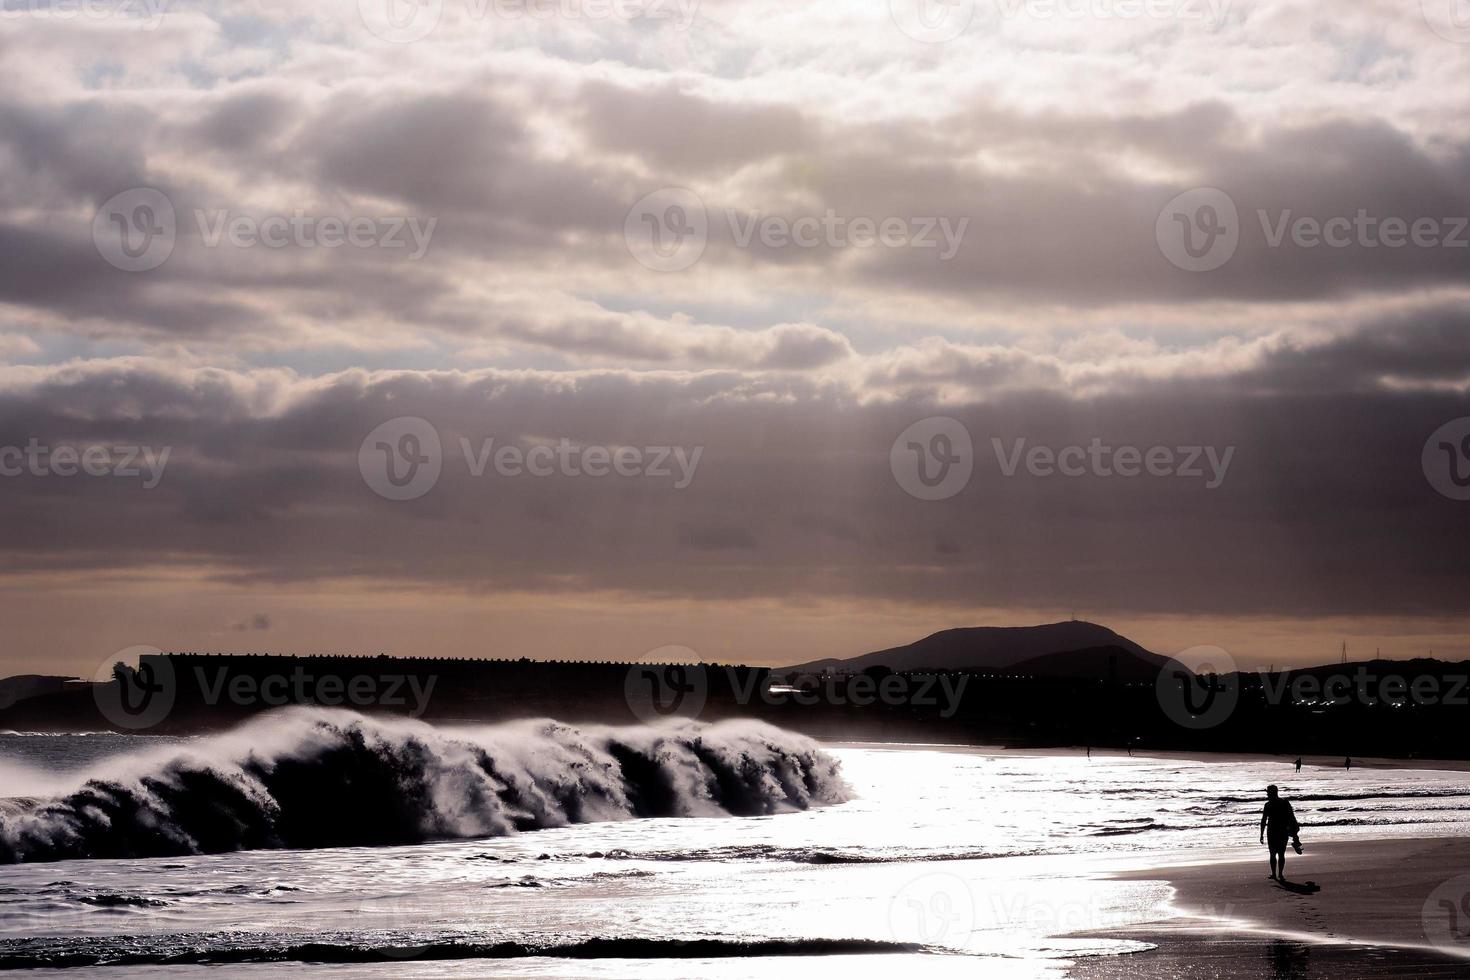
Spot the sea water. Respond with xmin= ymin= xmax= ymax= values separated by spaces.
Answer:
xmin=2 ymin=710 xmax=1468 ymax=978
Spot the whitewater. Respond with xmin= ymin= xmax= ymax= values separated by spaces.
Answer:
xmin=0 ymin=710 xmax=846 ymax=863
xmin=2 ymin=710 xmax=1469 ymax=977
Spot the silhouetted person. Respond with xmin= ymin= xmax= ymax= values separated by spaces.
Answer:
xmin=1344 ymin=756 xmax=1351 ymax=770
xmin=1259 ymin=785 xmax=1301 ymax=881
xmin=1294 ymin=757 xmax=1302 ymax=771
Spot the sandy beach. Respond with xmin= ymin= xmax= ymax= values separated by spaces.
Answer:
xmin=1069 ymin=837 xmax=1470 ymax=977
xmin=828 ymin=742 xmax=1470 ymax=974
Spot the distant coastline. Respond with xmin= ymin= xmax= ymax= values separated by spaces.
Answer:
xmin=4 ymin=639 xmax=1469 ymax=760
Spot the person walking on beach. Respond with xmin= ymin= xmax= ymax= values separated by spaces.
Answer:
xmin=1259 ymin=785 xmax=1301 ymax=882
xmin=1294 ymin=757 xmax=1302 ymax=771
xmin=1344 ymin=756 xmax=1352 ymax=770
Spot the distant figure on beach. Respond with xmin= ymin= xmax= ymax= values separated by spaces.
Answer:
xmin=1344 ymin=756 xmax=1352 ymax=770
xmin=1259 ymin=785 xmax=1301 ymax=882
xmin=1294 ymin=757 xmax=1301 ymax=771
xmin=1086 ymin=746 xmax=1091 ymax=759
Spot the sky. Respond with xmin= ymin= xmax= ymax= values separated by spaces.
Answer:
xmin=1 ymin=0 xmax=1469 ymax=678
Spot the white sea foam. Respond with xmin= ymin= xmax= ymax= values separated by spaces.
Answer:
xmin=0 ymin=709 xmax=850 ymax=863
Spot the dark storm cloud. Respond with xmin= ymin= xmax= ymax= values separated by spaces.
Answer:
xmin=1241 ymin=310 xmax=1470 ymax=392
xmin=0 ymin=315 xmax=1465 ymax=619
xmin=5 ymin=77 xmax=1468 ymax=358
xmin=577 ymin=82 xmax=817 ymax=173
xmin=0 ymin=221 xmax=278 ymax=339
xmin=301 ymin=87 xmax=636 ymax=243
xmin=308 ymin=92 xmax=529 ymax=211
xmin=0 ymin=100 xmax=152 ymax=205
xmin=186 ymin=89 xmax=297 ymax=156
xmin=769 ymin=107 xmax=1470 ymax=304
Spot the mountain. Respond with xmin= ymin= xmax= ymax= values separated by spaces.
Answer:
xmin=1007 ymin=645 xmax=1166 ymax=682
xmin=786 ymin=621 xmax=1166 ymax=675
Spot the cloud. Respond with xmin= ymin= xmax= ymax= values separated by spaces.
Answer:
xmin=0 ymin=0 xmax=1467 ymax=670
xmin=577 ymin=81 xmax=817 ymax=174
xmin=1 ymin=32 xmax=1466 ymax=365
xmin=0 ymin=313 xmax=1465 ymax=623
xmin=229 ymin=612 xmax=272 ymax=631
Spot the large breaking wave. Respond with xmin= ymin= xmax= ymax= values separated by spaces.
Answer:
xmin=0 ymin=709 xmax=849 ymax=864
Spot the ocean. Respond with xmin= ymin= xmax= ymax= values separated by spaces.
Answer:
xmin=2 ymin=709 xmax=1468 ymax=977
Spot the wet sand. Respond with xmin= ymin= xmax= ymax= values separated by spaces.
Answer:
xmin=1064 ymin=935 xmax=1467 ymax=979
xmin=1068 ymin=837 xmax=1470 ymax=977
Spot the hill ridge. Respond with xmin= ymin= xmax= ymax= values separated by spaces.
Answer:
xmin=786 ymin=620 xmax=1164 ymax=674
